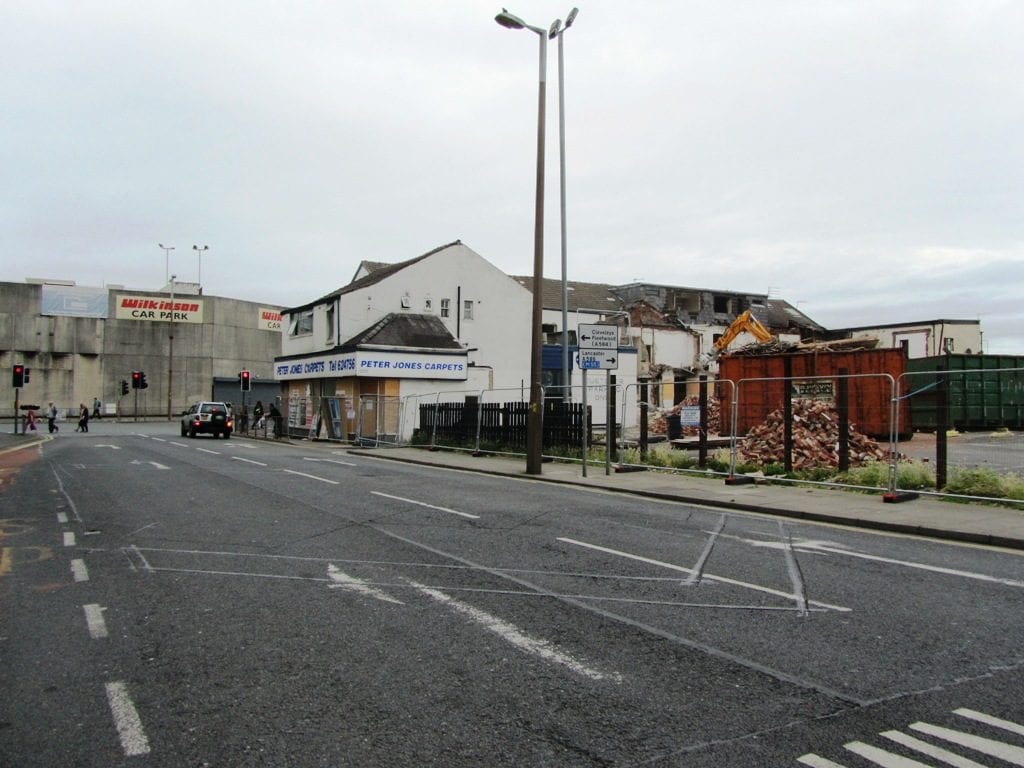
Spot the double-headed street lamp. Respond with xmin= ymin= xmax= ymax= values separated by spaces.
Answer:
xmin=554 ymin=8 xmax=579 ymax=401
xmin=193 ymin=244 xmax=208 ymax=291
xmin=495 ymin=8 xmax=563 ymax=475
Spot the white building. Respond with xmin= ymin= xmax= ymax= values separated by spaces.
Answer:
xmin=275 ymin=241 xmax=537 ymax=440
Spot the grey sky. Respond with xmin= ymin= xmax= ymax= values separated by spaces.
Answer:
xmin=3 ymin=1 xmax=1022 ymax=352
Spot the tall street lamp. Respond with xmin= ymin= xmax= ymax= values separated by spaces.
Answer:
xmin=495 ymin=8 xmax=562 ymax=475
xmin=193 ymin=244 xmax=208 ymax=291
xmin=158 ymin=243 xmax=174 ymax=285
xmin=168 ymin=274 xmax=176 ymax=420
xmin=554 ymin=7 xmax=579 ymax=401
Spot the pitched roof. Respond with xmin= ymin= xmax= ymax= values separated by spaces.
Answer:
xmin=763 ymin=299 xmax=826 ymax=333
xmin=512 ymin=276 xmax=624 ymax=313
xmin=342 ymin=313 xmax=464 ymax=350
xmin=286 ymin=240 xmax=462 ymax=313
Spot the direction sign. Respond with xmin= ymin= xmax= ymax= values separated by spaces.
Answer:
xmin=578 ymin=323 xmax=618 ymax=350
xmin=577 ymin=350 xmax=619 ymax=370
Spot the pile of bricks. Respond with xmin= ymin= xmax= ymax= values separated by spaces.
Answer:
xmin=736 ymin=399 xmax=886 ymax=469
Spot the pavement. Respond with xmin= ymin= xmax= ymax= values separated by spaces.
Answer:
xmin=3 ymin=424 xmax=1023 ymax=552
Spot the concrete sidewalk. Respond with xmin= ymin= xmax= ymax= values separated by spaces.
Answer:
xmin=347 ymin=445 xmax=1024 ymax=551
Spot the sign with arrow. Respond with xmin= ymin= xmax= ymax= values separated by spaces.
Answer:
xmin=578 ymin=350 xmax=618 ymax=370
xmin=577 ymin=323 xmax=618 ymax=350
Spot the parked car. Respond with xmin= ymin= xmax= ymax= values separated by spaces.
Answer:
xmin=181 ymin=401 xmax=234 ymax=438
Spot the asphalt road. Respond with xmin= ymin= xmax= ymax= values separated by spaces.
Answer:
xmin=2 ymin=424 xmax=1023 ymax=766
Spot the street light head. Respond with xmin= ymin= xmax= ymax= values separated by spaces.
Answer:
xmin=548 ymin=19 xmax=562 ymax=38
xmin=565 ymin=7 xmax=579 ymax=27
xmin=495 ymin=10 xmax=525 ymax=29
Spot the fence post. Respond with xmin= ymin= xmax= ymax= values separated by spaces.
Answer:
xmin=639 ymin=381 xmax=648 ymax=462
xmin=837 ymin=368 xmax=850 ymax=472
xmin=783 ymin=357 xmax=793 ymax=473
xmin=429 ymin=393 xmax=440 ymax=451
xmin=698 ymin=374 xmax=708 ymax=468
xmin=936 ymin=362 xmax=948 ymax=490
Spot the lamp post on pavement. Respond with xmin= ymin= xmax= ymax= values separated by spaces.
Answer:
xmin=193 ymin=244 xmax=208 ymax=291
xmin=168 ymin=275 xmax=176 ymax=420
xmin=554 ymin=7 xmax=579 ymax=400
xmin=495 ymin=8 xmax=563 ymax=475
xmin=158 ymin=243 xmax=174 ymax=285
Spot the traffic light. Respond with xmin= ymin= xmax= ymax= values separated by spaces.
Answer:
xmin=121 ymin=380 xmax=130 ymax=396
xmin=240 ymin=370 xmax=251 ymax=391
xmin=24 ymin=368 xmax=29 ymax=383
xmin=139 ymin=371 xmax=148 ymax=389
xmin=12 ymin=365 xmax=25 ymax=388
xmin=131 ymin=371 xmax=141 ymax=389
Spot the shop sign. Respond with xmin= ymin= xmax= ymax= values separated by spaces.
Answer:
xmin=259 ymin=308 xmax=283 ymax=331
xmin=275 ymin=350 xmax=468 ymax=381
xmin=791 ymin=380 xmax=835 ymax=401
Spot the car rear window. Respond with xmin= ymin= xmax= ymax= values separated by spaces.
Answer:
xmin=201 ymin=404 xmax=226 ymax=415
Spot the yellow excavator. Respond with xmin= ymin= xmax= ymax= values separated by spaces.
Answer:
xmin=700 ymin=309 xmax=773 ymax=368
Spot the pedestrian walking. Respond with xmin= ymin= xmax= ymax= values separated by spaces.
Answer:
xmin=93 ymin=397 xmax=102 ymax=419
xmin=47 ymin=402 xmax=59 ymax=433
xmin=269 ymin=402 xmax=282 ymax=438
xmin=253 ymin=400 xmax=264 ymax=430
xmin=26 ymin=409 xmax=38 ymax=432
xmin=77 ymin=403 xmax=90 ymax=432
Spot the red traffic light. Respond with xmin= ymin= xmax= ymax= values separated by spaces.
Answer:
xmin=12 ymin=364 xmax=25 ymax=388
xmin=240 ymin=370 xmax=251 ymax=391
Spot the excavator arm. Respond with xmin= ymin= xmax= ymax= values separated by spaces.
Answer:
xmin=700 ymin=309 xmax=774 ymax=368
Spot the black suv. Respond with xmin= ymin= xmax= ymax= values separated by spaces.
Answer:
xmin=181 ymin=401 xmax=234 ymax=438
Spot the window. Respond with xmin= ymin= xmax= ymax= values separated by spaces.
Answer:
xmin=463 ymin=300 xmax=474 ymax=320
xmin=713 ymin=296 xmax=731 ymax=314
xmin=289 ymin=310 xmax=313 ymax=336
xmin=424 ymin=298 xmax=433 ymax=312
xmin=326 ymin=306 xmax=335 ymax=342
xmin=440 ymin=298 xmax=450 ymax=318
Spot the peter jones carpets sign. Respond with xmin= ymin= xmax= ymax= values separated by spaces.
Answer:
xmin=275 ymin=351 xmax=468 ymax=381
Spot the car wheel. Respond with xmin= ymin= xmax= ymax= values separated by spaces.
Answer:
xmin=189 ymin=427 xmax=196 ymax=438
xmin=181 ymin=424 xmax=187 ymax=436
xmin=223 ymin=431 xmax=231 ymax=439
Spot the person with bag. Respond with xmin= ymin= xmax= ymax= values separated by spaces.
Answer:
xmin=76 ymin=403 xmax=90 ymax=433
xmin=47 ymin=402 xmax=59 ymax=434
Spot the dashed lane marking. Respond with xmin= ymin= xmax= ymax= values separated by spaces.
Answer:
xmin=371 ymin=491 xmax=479 ymax=519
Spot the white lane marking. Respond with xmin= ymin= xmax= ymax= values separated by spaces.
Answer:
xmin=955 ymin=708 xmax=1024 ymax=737
xmin=57 ymin=512 xmax=68 ymax=524
xmin=371 ymin=491 xmax=479 ymax=520
xmin=844 ymin=740 xmax=934 ymax=767
xmin=51 ymin=465 xmax=82 ymax=522
xmin=909 ymin=721 xmax=1024 ymax=765
xmin=93 ymin=444 xmax=121 ymax=450
xmin=170 ymin=441 xmax=188 ymax=448
xmin=327 ymin=564 xmax=404 ymax=604
xmin=105 ymin=681 xmax=151 ymax=756
xmin=83 ymin=604 xmax=108 ymax=639
xmin=406 ymin=578 xmax=620 ymax=683
xmin=881 ymin=730 xmax=990 ymax=768
xmin=150 ymin=437 xmax=166 ymax=442
xmin=557 ymin=537 xmax=850 ymax=612
xmin=148 ymin=461 xmax=170 ymax=470
xmin=304 ymin=457 xmax=358 ymax=466
xmin=798 ymin=756 xmax=849 ymax=767
xmin=734 ymin=534 xmax=1024 ymax=589
xmin=232 ymin=456 xmax=267 ymax=466
xmin=63 ymin=531 xmax=76 ymax=547
xmin=71 ymin=559 xmax=89 ymax=582
xmin=196 ymin=448 xmax=220 ymax=455
xmin=282 ymin=469 xmax=339 ymax=485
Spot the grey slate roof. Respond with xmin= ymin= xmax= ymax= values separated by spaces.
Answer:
xmin=512 ymin=276 xmax=624 ymax=313
xmin=342 ymin=313 xmax=463 ymax=351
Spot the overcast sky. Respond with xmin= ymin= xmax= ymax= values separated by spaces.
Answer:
xmin=3 ymin=1 xmax=1022 ymax=352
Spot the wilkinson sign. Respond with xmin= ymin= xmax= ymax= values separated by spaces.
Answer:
xmin=275 ymin=351 xmax=468 ymax=381
xmin=259 ymin=308 xmax=283 ymax=331
xmin=116 ymin=295 xmax=204 ymax=324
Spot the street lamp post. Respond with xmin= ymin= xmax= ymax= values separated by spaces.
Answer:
xmin=495 ymin=9 xmax=562 ymax=475
xmin=158 ymin=243 xmax=174 ymax=285
xmin=168 ymin=275 xmax=176 ymax=420
xmin=193 ymin=244 xmax=208 ymax=291
xmin=554 ymin=8 xmax=578 ymax=401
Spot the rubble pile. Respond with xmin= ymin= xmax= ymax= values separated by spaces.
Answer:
xmin=736 ymin=399 xmax=886 ymax=469
xmin=649 ymin=396 xmax=722 ymax=437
